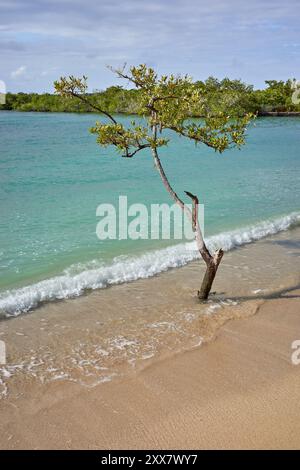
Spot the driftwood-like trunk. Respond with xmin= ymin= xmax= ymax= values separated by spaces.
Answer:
xmin=198 ymin=248 xmax=223 ymax=300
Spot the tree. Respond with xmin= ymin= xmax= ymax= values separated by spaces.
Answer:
xmin=254 ymin=79 xmax=300 ymax=113
xmin=54 ymin=65 xmax=253 ymax=300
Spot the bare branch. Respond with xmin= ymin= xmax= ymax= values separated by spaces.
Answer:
xmin=184 ymin=191 xmax=199 ymax=231
xmin=70 ymin=91 xmax=117 ymax=124
xmin=107 ymin=65 xmax=145 ymax=89
xmin=184 ymin=191 xmax=212 ymax=264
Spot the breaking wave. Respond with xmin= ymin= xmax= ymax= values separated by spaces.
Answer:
xmin=0 ymin=212 xmax=299 ymax=317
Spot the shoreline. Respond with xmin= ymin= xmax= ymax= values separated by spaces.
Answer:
xmin=0 ymin=227 xmax=299 ymax=448
xmin=1 ymin=211 xmax=299 ymax=318
xmin=258 ymin=111 xmax=300 ymax=116
xmin=1 ymin=109 xmax=300 ymax=117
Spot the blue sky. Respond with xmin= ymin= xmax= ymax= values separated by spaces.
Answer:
xmin=1 ymin=0 xmax=300 ymax=92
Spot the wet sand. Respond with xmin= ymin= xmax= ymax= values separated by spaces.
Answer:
xmin=0 ymin=227 xmax=299 ymax=449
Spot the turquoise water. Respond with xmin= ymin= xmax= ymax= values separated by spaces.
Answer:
xmin=0 ymin=111 xmax=299 ymax=315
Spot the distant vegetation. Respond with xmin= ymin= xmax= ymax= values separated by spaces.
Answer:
xmin=1 ymin=79 xmax=300 ymax=116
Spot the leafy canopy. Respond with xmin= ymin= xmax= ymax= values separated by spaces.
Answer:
xmin=54 ymin=64 xmax=253 ymax=158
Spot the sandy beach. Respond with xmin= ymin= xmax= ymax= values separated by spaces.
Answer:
xmin=0 ymin=227 xmax=299 ymax=449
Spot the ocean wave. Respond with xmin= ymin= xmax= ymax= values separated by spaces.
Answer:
xmin=0 ymin=212 xmax=299 ymax=317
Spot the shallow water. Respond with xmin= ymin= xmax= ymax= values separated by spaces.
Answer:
xmin=0 ymin=112 xmax=299 ymax=315
xmin=1 ymin=227 xmax=299 ymax=399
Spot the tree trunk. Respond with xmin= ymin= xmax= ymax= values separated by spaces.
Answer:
xmin=198 ymin=248 xmax=224 ymax=300
xmin=151 ymin=130 xmax=224 ymax=302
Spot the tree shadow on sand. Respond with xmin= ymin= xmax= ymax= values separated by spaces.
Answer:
xmin=264 ymin=237 xmax=300 ymax=256
xmin=211 ymin=282 xmax=300 ymax=304
xmin=216 ymin=234 xmax=300 ymax=303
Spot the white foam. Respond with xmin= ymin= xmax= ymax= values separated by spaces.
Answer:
xmin=0 ymin=212 xmax=299 ymax=316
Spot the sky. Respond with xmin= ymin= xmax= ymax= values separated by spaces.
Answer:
xmin=1 ymin=0 xmax=300 ymax=93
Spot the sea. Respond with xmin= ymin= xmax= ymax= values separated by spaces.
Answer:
xmin=0 ymin=111 xmax=299 ymax=317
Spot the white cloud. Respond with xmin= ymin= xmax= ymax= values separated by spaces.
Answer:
xmin=2 ymin=1 xmax=300 ymax=91
xmin=11 ymin=65 xmax=27 ymax=79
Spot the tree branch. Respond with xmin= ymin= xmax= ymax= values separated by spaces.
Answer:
xmin=70 ymin=91 xmax=118 ymax=124
xmin=108 ymin=66 xmax=145 ymax=90
xmin=122 ymin=143 xmax=152 ymax=158
xmin=168 ymin=125 xmax=221 ymax=149
xmin=184 ymin=191 xmax=198 ymax=231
